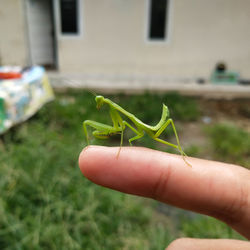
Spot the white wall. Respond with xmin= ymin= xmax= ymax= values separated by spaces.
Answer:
xmin=1 ymin=0 xmax=249 ymax=80
xmin=57 ymin=0 xmax=250 ymax=79
xmin=0 ymin=0 xmax=27 ymax=65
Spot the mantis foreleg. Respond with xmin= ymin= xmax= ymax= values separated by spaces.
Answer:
xmin=109 ymin=107 xmax=120 ymax=129
xmin=83 ymin=120 xmax=121 ymax=144
xmin=83 ymin=105 xmax=125 ymax=144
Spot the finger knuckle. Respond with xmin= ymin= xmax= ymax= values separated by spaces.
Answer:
xmin=152 ymin=164 xmax=172 ymax=201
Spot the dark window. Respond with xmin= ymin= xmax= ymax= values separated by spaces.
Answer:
xmin=148 ymin=0 xmax=168 ymax=40
xmin=60 ymin=0 xmax=78 ymax=34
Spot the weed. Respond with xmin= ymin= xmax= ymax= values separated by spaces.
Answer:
xmin=0 ymin=91 xmax=247 ymax=249
xmin=205 ymin=123 xmax=250 ymax=168
xmin=181 ymin=215 xmax=245 ymax=240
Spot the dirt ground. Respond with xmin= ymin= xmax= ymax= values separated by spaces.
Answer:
xmin=200 ymin=98 xmax=250 ymax=131
xmin=179 ymin=98 xmax=250 ymax=160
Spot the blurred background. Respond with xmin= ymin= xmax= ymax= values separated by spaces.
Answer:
xmin=0 ymin=0 xmax=250 ymax=249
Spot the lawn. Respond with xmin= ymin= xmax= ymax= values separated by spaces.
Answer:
xmin=0 ymin=91 xmax=249 ymax=249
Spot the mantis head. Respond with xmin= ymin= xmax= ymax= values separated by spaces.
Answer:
xmin=95 ymin=95 xmax=105 ymax=109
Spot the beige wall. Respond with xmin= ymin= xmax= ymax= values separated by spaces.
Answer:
xmin=0 ymin=0 xmax=27 ymax=65
xmin=1 ymin=0 xmax=249 ymax=79
xmin=58 ymin=0 xmax=250 ymax=78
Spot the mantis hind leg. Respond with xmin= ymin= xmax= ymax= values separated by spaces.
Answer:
xmin=154 ymin=119 xmax=191 ymax=167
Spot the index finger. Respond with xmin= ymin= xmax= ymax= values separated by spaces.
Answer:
xmin=79 ymin=146 xmax=250 ymax=239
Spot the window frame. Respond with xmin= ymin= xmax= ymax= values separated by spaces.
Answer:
xmin=55 ymin=0 xmax=83 ymax=39
xmin=145 ymin=0 xmax=172 ymax=43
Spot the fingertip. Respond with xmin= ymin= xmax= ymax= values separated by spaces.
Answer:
xmin=78 ymin=145 xmax=98 ymax=175
xmin=78 ymin=145 xmax=90 ymax=173
xmin=78 ymin=145 xmax=110 ymax=176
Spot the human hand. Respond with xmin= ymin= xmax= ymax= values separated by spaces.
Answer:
xmin=79 ymin=146 xmax=250 ymax=249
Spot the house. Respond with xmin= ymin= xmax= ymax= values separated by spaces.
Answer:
xmin=1 ymin=0 xmax=250 ymax=84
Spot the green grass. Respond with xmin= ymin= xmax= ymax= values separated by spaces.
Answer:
xmin=181 ymin=215 xmax=245 ymax=240
xmin=0 ymin=91 xmax=248 ymax=249
xmin=205 ymin=123 xmax=250 ymax=168
xmin=115 ymin=92 xmax=200 ymax=123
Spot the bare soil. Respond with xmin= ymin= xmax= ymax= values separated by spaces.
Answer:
xmin=180 ymin=98 xmax=250 ymax=160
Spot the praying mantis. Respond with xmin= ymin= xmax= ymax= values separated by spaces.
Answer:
xmin=83 ymin=95 xmax=191 ymax=167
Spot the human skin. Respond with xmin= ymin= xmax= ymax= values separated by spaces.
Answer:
xmin=78 ymin=146 xmax=250 ymax=249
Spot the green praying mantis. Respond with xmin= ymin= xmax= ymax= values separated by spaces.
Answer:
xmin=83 ymin=95 xmax=191 ymax=167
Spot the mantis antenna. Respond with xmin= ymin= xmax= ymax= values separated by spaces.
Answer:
xmin=86 ymin=89 xmax=97 ymax=97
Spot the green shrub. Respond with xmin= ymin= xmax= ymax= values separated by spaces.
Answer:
xmin=1 ymin=91 xmax=244 ymax=249
xmin=0 ymin=91 xmax=178 ymax=249
xmin=116 ymin=92 xmax=200 ymax=124
xmin=181 ymin=215 xmax=245 ymax=240
xmin=206 ymin=123 xmax=250 ymax=167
